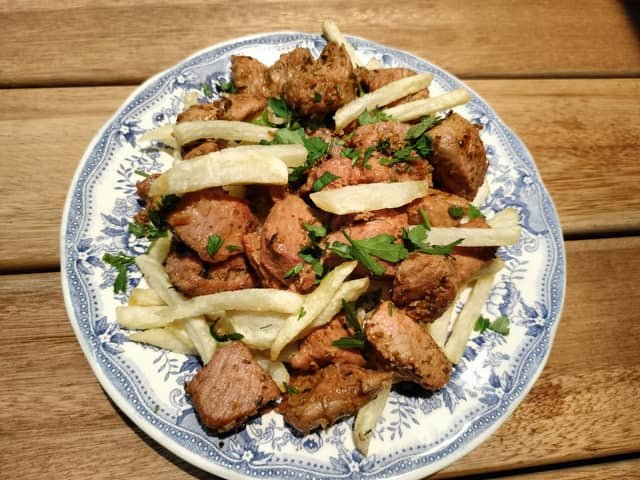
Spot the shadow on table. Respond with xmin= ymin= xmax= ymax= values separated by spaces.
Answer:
xmin=621 ymin=0 xmax=640 ymax=40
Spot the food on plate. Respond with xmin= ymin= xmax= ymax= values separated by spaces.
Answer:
xmin=104 ymin=20 xmax=521 ymax=454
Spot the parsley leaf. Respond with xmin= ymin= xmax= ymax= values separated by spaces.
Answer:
xmin=225 ymin=244 xmax=242 ymax=251
xmin=128 ymin=222 xmax=167 ymax=241
xmin=332 ymin=336 xmax=365 ymax=349
xmin=299 ymin=249 xmax=323 ymax=277
xmin=148 ymin=194 xmax=180 ymax=229
xmin=273 ymin=127 xmax=305 ymax=145
xmin=102 ymin=252 xmax=136 ymax=293
xmin=376 ymin=139 xmax=392 ymax=155
xmin=357 ymin=83 xmax=366 ymax=97
xmin=303 ymin=223 xmax=327 ymax=243
xmin=404 ymin=226 xmax=462 ymax=255
xmin=209 ymin=323 xmax=243 ymax=342
xmin=134 ymin=169 xmax=149 ymax=178
xmin=268 ymin=97 xmax=292 ymax=126
xmin=284 ymin=263 xmax=303 ymax=279
xmin=283 ymin=382 xmax=300 ymax=394
xmin=405 ymin=115 xmax=441 ymax=140
xmin=218 ymin=79 xmax=238 ymax=94
xmin=251 ymin=109 xmax=271 ymax=126
xmin=358 ymin=108 xmax=391 ymax=126
xmin=329 ymin=231 xmax=408 ymax=276
xmin=312 ymin=171 xmax=340 ymax=192
xmin=206 ymin=235 xmax=223 ymax=256
xmin=448 ymin=206 xmax=465 ymax=219
xmin=201 ymin=82 xmax=214 ymax=97
xmin=342 ymin=300 xmax=363 ymax=334
xmin=467 ymin=204 xmax=485 ymax=220
xmin=298 ymin=306 xmax=307 ymax=320
xmin=282 ymin=131 xmax=329 ymax=183
xmin=475 ymin=315 xmax=510 ymax=335
xmin=418 ymin=207 xmax=431 ymax=231
xmin=333 ymin=300 xmax=366 ymax=349
xmin=361 ymin=146 xmax=374 ymax=169
xmin=413 ymin=134 xmax=432 ymax=158
xmin=313 ymin=91 xmax=322 ymax=103
xmin=342 ymin=147 xmax=361 ymax=165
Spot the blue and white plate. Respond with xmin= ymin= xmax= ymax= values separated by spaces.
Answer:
xmin=61 ymin=32 xmax=565 ymax=479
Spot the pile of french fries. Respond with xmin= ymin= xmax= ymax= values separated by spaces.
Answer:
xmin=124 ymin=20 xmax=521 ymax=456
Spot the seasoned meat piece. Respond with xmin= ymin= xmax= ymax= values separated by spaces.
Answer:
xmin=165 ymin=245 xmax=257 ymax=297
xmin=277 ymin=364 xmax=392 ymax=434
xmin=356 ymin=67 xmax=429 ymax=106
xmin=350 ymin=121 xmax=410 ymax=152
xmin=186 ymin=341 xmax=280 ymax=432
xmin=177 ymin=103 xmax=223 ymax=123
xmin=219 ymin=93 xmax=267 ymax=122
xmin=405 ymin=189 xmax=478 ymax=227
xmin=392 ymin=252 xmax=458 ymax=322
xmin=453 ymin=245 xmax=496 ymax=285
xmin=166 ymin=188 xmax=258 ymax=264
xmin=289 ymin=316 xmax=366 ymax=371
xmin=265 ymin=47 xmax=314 ymax=97
xmin=231 ymin=55 xmax=269 ymax=97
xmin=135 ymin=173 xmax=161 ymax=202
xmin=133 ymin=173 xmax=162 ymax=223
xmin=428 ymin=113 xmax=488 ymax=200
xmin=325 ymin=210 xmax=408 ymax=277
xmin=366 ymin=301 xmax=452 ymax=389
xmin=241 ymin=230 xmax=282 ymax=289
xmin=284 ymin=42 xmax=357 ymax=117
xmin=260 ymin=193 xmax=321 ymax=293
xmin=182 ymin=140 xmax=223 ymax=160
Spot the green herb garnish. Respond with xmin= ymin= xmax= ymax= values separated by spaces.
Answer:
xmin=303 ymin=223 xmax=327 ymax=243
xmin=225 ymin=244 xmax=242 ymax=251
xmin=201 ymin=82 xmax=214 ymax=97
xmin=341 ymin=147 xmax=361 ymax=165
xmin=358 ymin=108 xmax=391 ymax=126
xmin=298 ymin=306 xmax=307 ymax=320
xmin=283 ymin=382 xmax=300 ymax=394
xmin=313 ymin=91 xmax=322 ymax=103
xmin=448 ymin=206 xmax=465 ymax=219
xmin=418 ymin=207 xmax=431 ymax=231
xmin=206 ymin=235 xmax=223 ymax=256
xmin=361 ymin=146 xmax=374 ymax=169
xmin=329 ymin=231 xmax=408 ymax=276
xmin=128 ymin=222 xmax=167 ymax=242
xmin=134 ymin=169 xmax=149 ymax=178
xmin=403 ymin=226 xmax=462 ymax=255
xmin=312 ymin=171 xmax=340 ymax=192
xmin=467 ymin=204 xmax=485 ymax=220
xmin=474 ymin=315 xmax=510 ymax=335
xmin=218 ymin=79 xmax=238 ymax=94
xmin=268 ymin=97 xmax=292 ymax=126
xmin=102 ymin=252 xmax=136 ymax=293
xmin=284 ymin=263 xmax=303 ymax=279
xmin=209 ymin=323 xmax=244 ymax=342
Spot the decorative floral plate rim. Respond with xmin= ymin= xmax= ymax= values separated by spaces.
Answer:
xmin=61 ymin=31 xmax=566 ymax=480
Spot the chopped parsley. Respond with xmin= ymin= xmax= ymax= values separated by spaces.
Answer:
xmin=206 ymin=235 xmax=223 ymax=256
xmin=299 ymin=250 xmax=323 ymax=277
xmin=134 ymin=169 xmax=149 ymax=178
xmin=284 ymin=263 xmax=303 ymax=279
xmin=403 ymin=225 xmax=463 ymax=255
xmin=376 ymin=139 xmax=392 ymax=155
xmin=148 ymin=194 xmax=180 ymax=230
xmin=405 ymin=115 xmax=442 ymax=140
xmin=418 ymin=207 xmax=431 ymax=231
xmin=209 ymin=323 xmax=244 ymax=342
xmin=357 ymin=83 xmax=366 ymax=97
xmin=268 ymin=97 xmax=293 ymax=126
xmin=283 ymin=382 xmax=300 ymax=394
xmin=272 ymin=129 xmax=329 ymax=183
xmin=332 ymin=336 xmax=366 ymax=349
xmin=312 ymin=171 xmax=340 ymax=192
xmin=358 ymin=108 xmax=391 ymax=126
xmin=303 ymin=223 xmax=327 ymax=243
xmin=333 ymin=300 xmax=366 ymax=350
xmin=298 ymin=306 xmax=307 ymax=320
xmin=361 ymin=146 xmax=374 ymax=169
xmin=218 ymin=79 xmax=238 ymax=94
xmin=342 ymin=147 xmax=361 ymax=165
xmin=474 ymin=315 xmax=510 ymax=335
xmin=201 ymin=82 xmax=214 ymax=97
xmin=313 ymin=91 xmax=322 ymax=103
xmin=128 ymin=222 xmax=167 ymax=242
xmin=102 ymin=252 xmax=136 ymax=293
xmin=448 ymin=206 xmax=465 ymax=219
xmin=225 ymin=244 xmax=242 ymax=252
xmin=467 ymin=204 xmax=485 ymax=220
xmin=329 ymin=231 xmax=408 ymax=276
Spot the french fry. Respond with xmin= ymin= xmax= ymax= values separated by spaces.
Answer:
xmin=270 ymin=261 xmax=358 ymax=360
xmin=158 ymin=288 xmax=304 ymax=323
xmin=116 ymin=305 xmax=169 ymax=329
xmin=443 ymin=274 xmax=495 ymax=364
xmin=173 ymin=120 xmax=275 ymax=145
xmin=334 ymin=74 xmax=433 ymax=131
xmin=218 ymin=310 xmax=289 ymax=351
xmin=416 ymin=215 xmax=520 ymax=247
xmin=304 ymin=277 xmax=370 ymax=333
xmin=129 ymin=328 xmax=197 ymax=355
xmin=149 ymin=146 xmax=295 ymax=196
xmin=472 ymin=178 xmax=490 ymax=207
xmin=427 ymin=301 xmax=456 ymax=349
xmin=137 ymin=125 xmax=178 ymax=148
xmin=383 ymin=88 xmax=471 ymax=123
xmin=488 ymin=207 xmax=520 ymax=228
xmin=322 ymin=19 xmax=364 ymax=67
xmin=128 ymin=287 xmax=165 ymax=306
xmin=147 ymin=234 xmax=172 ymax=264
xmin=310 ymin=181 xmax=428 ymax=214
xmin=254 ymin=354 xmax=291 ymax=392
xmin=182 ymin=90 xmax=200 ymax=110
xmin=353 ymin=381 xmax=392 ymax=455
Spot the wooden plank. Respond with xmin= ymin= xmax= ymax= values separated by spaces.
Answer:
xmin=2 ymin=79 xmax=639 ymax=271
xmin=483 ymin=458 xmax=640 ymax=480
xmin=1 ymin=237 xmax=639 ymax=479
xmin=0 ymin=0 xmax=639 ymax=87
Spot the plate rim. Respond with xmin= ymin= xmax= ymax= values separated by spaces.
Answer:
xmin=60 ymin=30 xmax=567 ymax=480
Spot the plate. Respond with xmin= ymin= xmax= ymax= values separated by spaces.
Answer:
xmin=61 ymin=32 xmax=566 ymax=479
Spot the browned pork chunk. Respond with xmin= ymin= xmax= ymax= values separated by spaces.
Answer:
xmin=289 ymin=316 xmax=366 ymax=371
xmin=259 ymin=193 xmax=322 ymax=293
xmin=366 ymin=301 xmax=451 ymax=389
xmin=231 ymin=55 xmax=269 ymax=97
xmin=242 ymin=230 xmax=283 ymax=289
xmin=356 ymin=67 xmax=429 ymax=105
xmin=185 ymin=342 xmax=280 ymax=432
xmin=166 ymin=188 xmax=258 ymax=264
xmin=428 ymin=113 xmax=488 ymax=200
xmin=165 ymin=245 xmax=257 ymax=297
xmin=277 ymin=363 xmax=392 ymax=434
xmin=392 ymin=252 xmax=458 ymax=322
xmin=177 ymin=103 xmax=223 ymax=123
xmin=284 ymin=42 xmax=357 ymax=117
xmin=405 ymin=189 xmax=480 ymax=227
xmin=265 ymin=47 xmax=315 ymax=97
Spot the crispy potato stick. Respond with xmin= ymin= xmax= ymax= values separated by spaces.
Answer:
xmin=310 ymin=181 xmax=428 ymax=214
xmin=147 ymin=234 xmax=172 ymax=263
xmin=472 ymin=178 xmax=490 ymax=207
xmin=467 ymin=258 xmax=506 ymax=283
xmin=149 ymin=148 xmax=294 ymax=196
xmin=365 ymin=57 xmax=384 ymax=70
xmin=173 ymin=120 xmax=276 ymax=145
xmin=383 ymin=88 xmax=471 ymax=123
xmin=159 ymin=289 xmax=304 ymax=322
xmin=353 ymin=381 xmax=392 ymax=455
xmin=427 ymin=300 xmax=457 ymax=349
xmin=182 ymin=90 xmax=200 ymax=110
xmin=218 ymin=310 xmax=289 ymax=351
xmin=116 ymin=305 xmax=169 ymax=329
xmin=334 ymin=73 xmax=433 ymax=131
xmin=322 ymin=19 xmax=364 ymax=67
xmin=254 ymin=354 xmax=291 ymax=392
xmin=488 ymin=207 xmax=520 ymax=228
xmin=165 ymin=319 xmax=197 ymax=348
xmin=305 ymin=277 xmax=370 ymax=333
xmin=138 ymin=125 xmax=178 ymax=148
xmin=129 ymin=328 xmax=197 ymax=355
xmin=135 ymin=254 xmax=216 ymax=363
xmin=444 ymin=274 xmax=495 ymax=363
xmin=416 ymin=218 xmax=520 ymax=247
xmin=270 ymin=261 xmax=358 ymax=360
xmin=128 ymin=287 xmax=166 ymax=306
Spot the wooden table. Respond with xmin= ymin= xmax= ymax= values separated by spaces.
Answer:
xmin=1 ymin=1 xmax=639 ymax=478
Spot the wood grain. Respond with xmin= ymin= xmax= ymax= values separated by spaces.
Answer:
xmin=0 ymin=0 xmax=639 ymax=87
xmin=2 ymin=78 xmax=639 ymax=271
xmin=492 ymin=458 xmax=640 ymax=480
xmin=1 ymin=237 xmax=639 ymax=479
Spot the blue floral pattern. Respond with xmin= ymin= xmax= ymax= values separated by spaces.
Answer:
xmin=60 ymin=32 xmax=565 ymax=480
